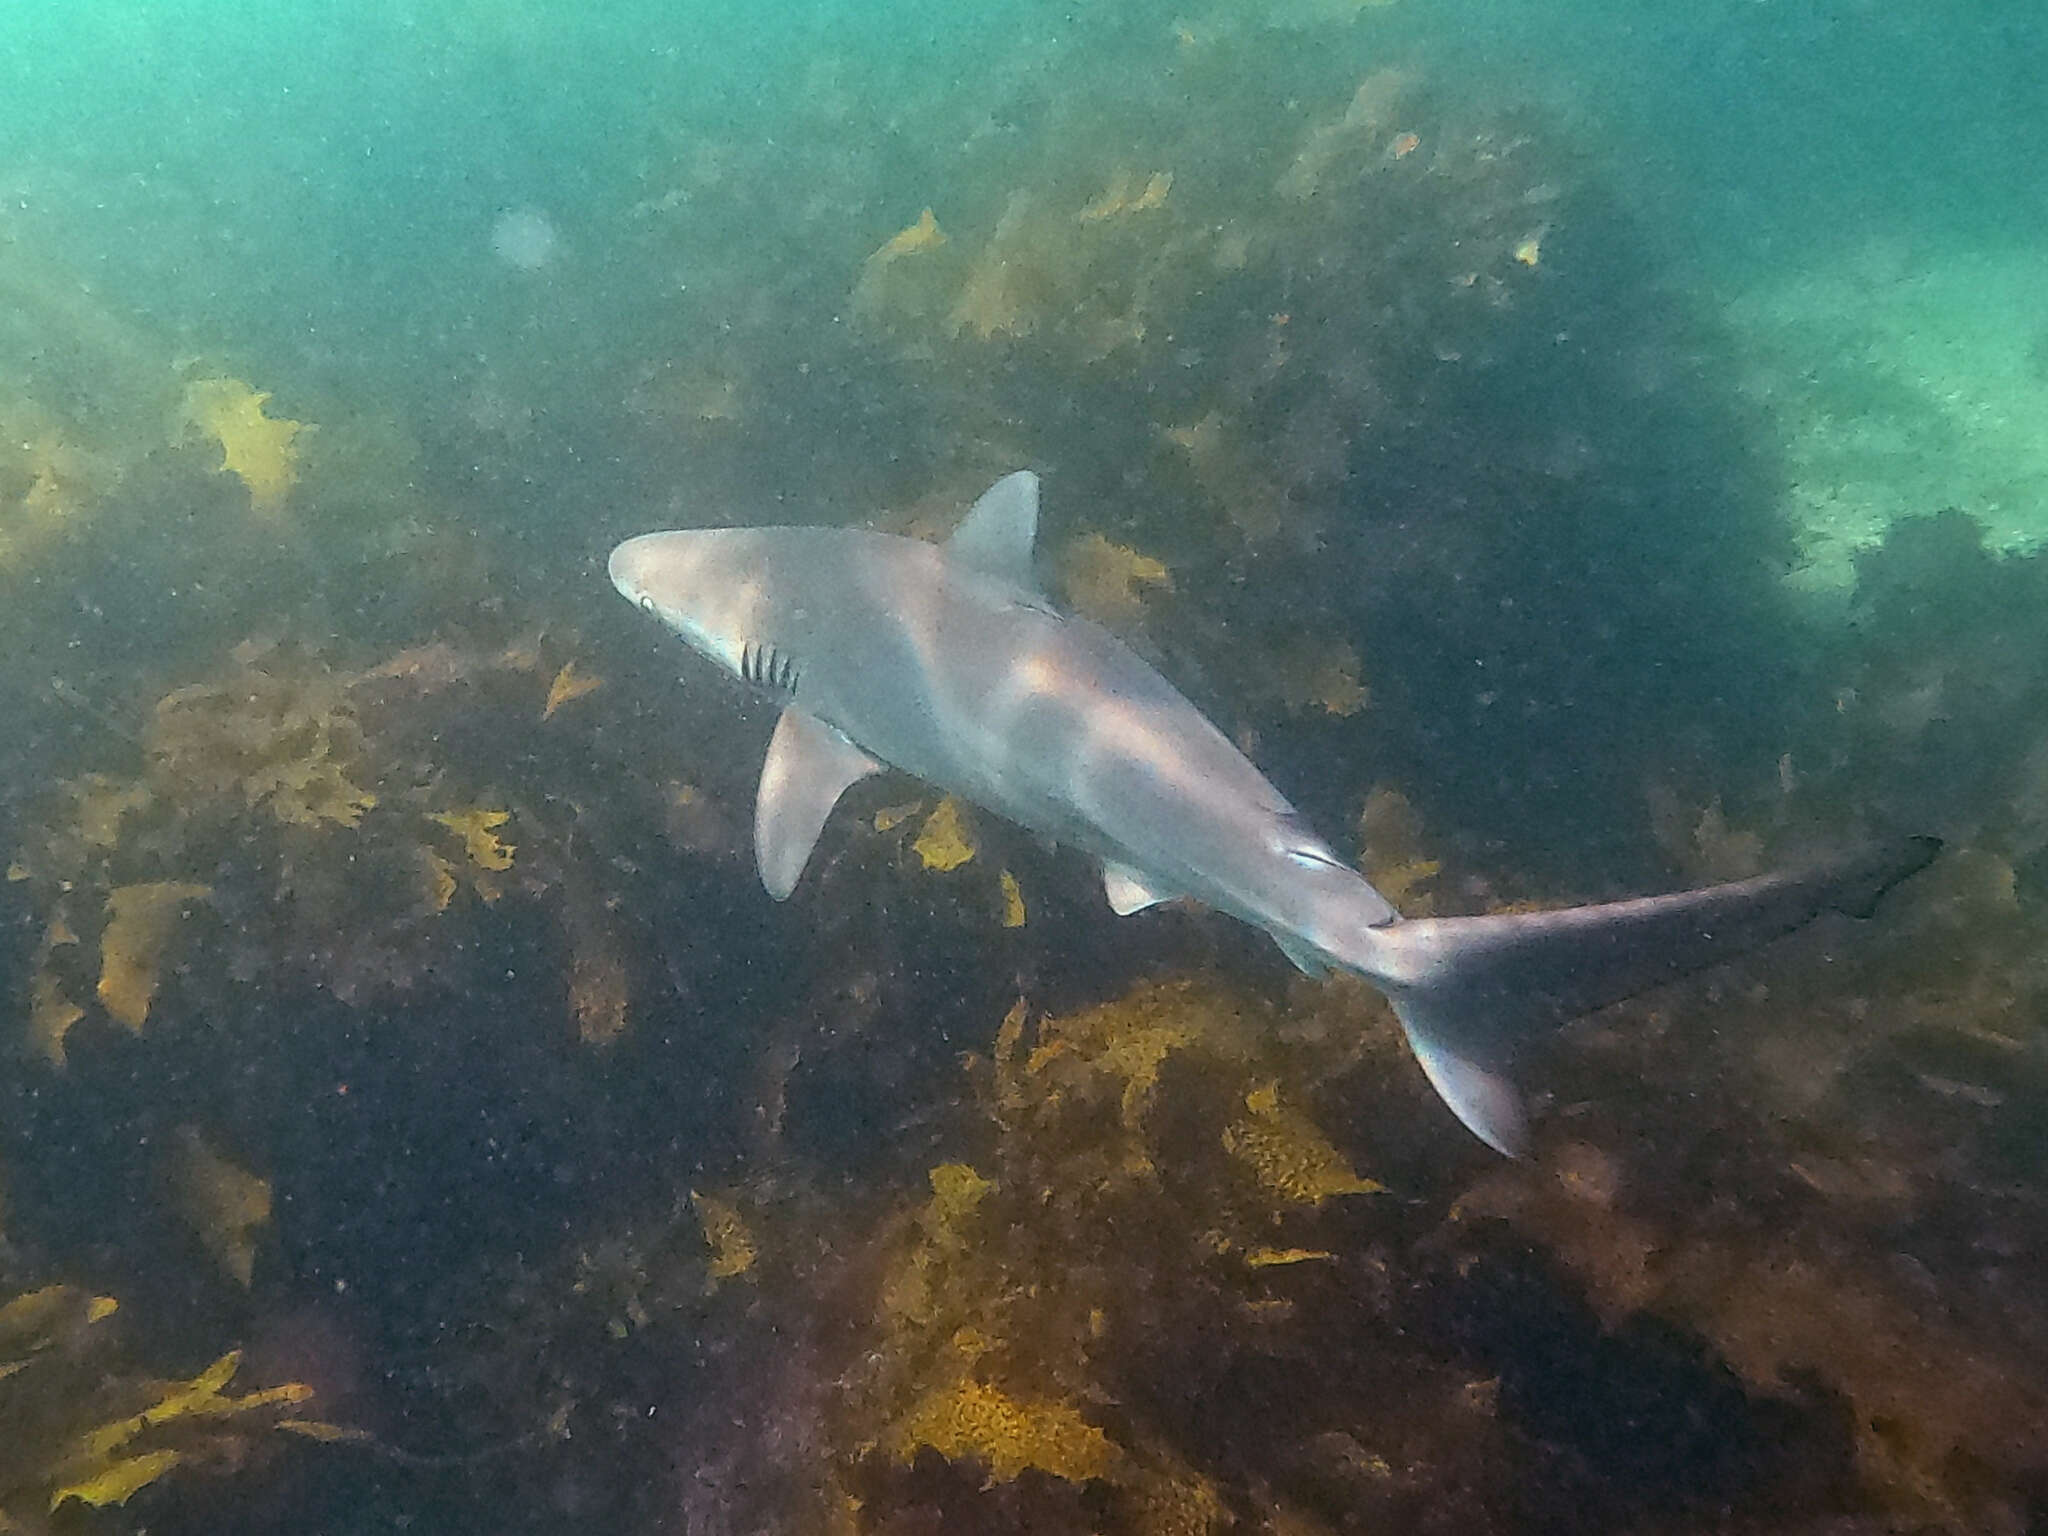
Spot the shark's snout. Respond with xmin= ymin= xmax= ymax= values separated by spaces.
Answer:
xmin=608 ymin=535 xmax=657 ymax=603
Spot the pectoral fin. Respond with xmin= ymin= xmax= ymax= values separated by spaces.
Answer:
xmin=755 ymin=710 xmax=881 ymax=900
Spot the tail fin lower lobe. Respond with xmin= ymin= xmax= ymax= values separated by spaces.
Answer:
xmin=1370 ymin=837 xmax=1940 ymax=1155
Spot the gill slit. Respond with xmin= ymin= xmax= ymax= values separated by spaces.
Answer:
xmin=739 ymin=640 xmax=801 ymax=697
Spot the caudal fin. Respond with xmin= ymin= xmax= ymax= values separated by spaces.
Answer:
xmin=1366 ymin=836 xmax=1940 ymax=1155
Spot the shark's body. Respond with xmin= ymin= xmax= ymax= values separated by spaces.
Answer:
xmin=611 ymin=472 xmax=1936 ymax=1154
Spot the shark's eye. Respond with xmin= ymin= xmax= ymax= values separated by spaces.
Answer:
xmin=638 ymin=594 xmax=655 ymax=613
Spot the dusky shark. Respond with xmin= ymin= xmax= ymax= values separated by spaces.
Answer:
xmin=610 ymin=471 xmax=1937 ymax=1155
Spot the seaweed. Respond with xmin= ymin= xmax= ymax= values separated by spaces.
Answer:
xmin=8 ymin=637 xmax=656 ymax=1051
xmin=808 ymin=979 xmax=1407 ymax=1532
xmin=0 ymin=1281 xmax=316 ymax=1530
xmin=177 ymin=377 xmax=309 ymax=517
xmin=1 ymin=16 xmax=2042 ymax=1535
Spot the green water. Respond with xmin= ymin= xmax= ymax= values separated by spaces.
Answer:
xmin=3 ymin=4 xmax=2046 ymax=1533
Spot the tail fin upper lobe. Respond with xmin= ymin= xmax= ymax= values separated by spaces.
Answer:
xmin=1363 ymin=837 xmax=1940 ymax=1155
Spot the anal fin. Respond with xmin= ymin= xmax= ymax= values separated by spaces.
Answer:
xmin=1274 ymin=932 xmax=1331 ymax=979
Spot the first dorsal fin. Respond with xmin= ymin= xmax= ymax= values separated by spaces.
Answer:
xmin=946 ymin=471 xmax=1040 ymax=588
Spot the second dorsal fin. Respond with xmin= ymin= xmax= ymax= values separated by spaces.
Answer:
xmin=1103 ymin=862 xmax=1176 ymax=916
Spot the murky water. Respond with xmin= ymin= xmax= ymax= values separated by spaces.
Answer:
xmin=3 ymin=4 xmax=2046 ymax=1532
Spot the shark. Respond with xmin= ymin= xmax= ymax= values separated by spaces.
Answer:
xmin=610 ymin=470 xmax=1937 ymax=1155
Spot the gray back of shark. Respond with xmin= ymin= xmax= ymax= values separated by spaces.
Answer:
xmin=611 ymin=471 xmax=1936 ymax=1156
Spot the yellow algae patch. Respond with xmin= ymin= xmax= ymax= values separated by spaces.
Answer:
xmin=49 ymin=1450 xmax=184 ymax=1510
xmin=1224 ymin=1081 xmax=1385 ymax=1205
xmin=1357 ymin=786 xmax=1441 ymax=913
xmin=1274 ymin=639 xmax=1369 ymax=717
xmin=1244 ymin=1246 xmax=1335 ymax=1268
xmin=913 ymin=796 xmax=976 ymax=872
xmin=430 ymin=807 xmax=516 ymax=870
xmin=1513 ymin=231 xmax=1544 ymax=267
xmin=30 ymin=972 xmax=86 ymax=1066
xmin=851 ymin=209 xmax=953 ymax=330
xmin=1308 ymin=649 xmax=1369 ymax=716
xmin=926 ymin=1162 xmax=995 ymax=1227
xmin=1059 ymin=533 xmax=1174 ymax=628
xmin=998 ymin=868 xmax=1027 ymax=928
xmin=181 ymin=377 xmax=308 ymax=515
xmin=32 ymin=1345 xmax=315 ymax=1511
xmin=1131 ymin=171 xmax=1174 ymax=211
xmin=0 ymin=429 xmax=102 ymax=574
xmin=420 ymin=847 xmax=459 ymax=913
xmin=1037 ymin=1005 xmax=1191 ymax=1135
xmin=83 ymin=1349 xmax=305 ymax=1452
xmin=894 ymin=1375 xmax=1118 ymax=1484
xmin=49 ymin=1347 xmax=312 ymax=1508
xmin=949 ymin=259 xmax=1035 ymax=338
xmin=0 ymin=1285 xmax=119 ymax=1362
xmin=692 ymin=1190 xmax=757 ymax=1283
xmin=1077 ymin=170 xmax=1173 ymax=223
xmin=1005 ymin=986 xmax=1207 ymax=1175
xmin=369 ymin=639 xmax=472 ymax=684
xmin=1157 ymin=410 xmax=1287 ymax=542
xmin=262 ymin=761 xmax=376 ymax=829
xmin=70 ymin=777 xmax=153 ymax=850
xmin=147 ymin=671 xmax=377 ymax=830
xmin=873 ymin=799 xmax=923 ymax=834
xmin=992 ymin=994 xmax=1030 ymax=1060
xmin=541 ymin=661 xmax=604 ymax=720
xmin=1123 ymin=1464 xmax=1230 ymax=1536
xmin=274 ymin=1418 xmax=376 ymax=1444
xmin=21 ymin=434 xmax=88 ymax=519
xmin=880 ymin=1163 xmax=997 ymax=1329
xmin=869 ymin=206 xmax=947 ymax=264
xmin=169 ymin=1127 xmax=271 ymax=1287
xmin=96 ymin=882 xmax=210 ymax=1032
xmin=948 ymin=192 xmax=1044 ymax=340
